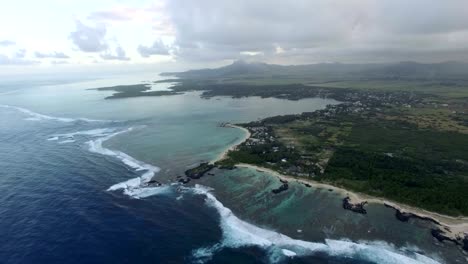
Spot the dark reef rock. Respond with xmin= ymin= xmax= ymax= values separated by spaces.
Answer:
xmin=304 ymin=183 xmax=311 ymax=188
xmin=384 ymin=203 xmax=440 ymax=225
xmin=272 ymin=183 xmax=289 ymax=194
xmin=207 ymin=173 xmax=215 ymax=176
xmin=328 ymin=189 xmax=333 ymax=192
xmin=343 ymin=197 xmax=367 ymax=214
xmin=395 ymin=210 xmax=413 ymax=222
xmin=431 ymin=229 xmax=468 ymax=252
xmin=431 ymin=229 xmax=457 ymax=244
xmin=280 ymin=179 xmax=288 ymax=184
xmin=463 ymin=236 xmax=468 ymax=251
xmin=178 ymin=178 xmax=191 ymax=184
xmin=218 ymin=165 xmax=236 ymax=170
xmin=185 ymin=163 xmax=215 ymax=179
xmin=147 ymin=180 xmax=162 ymax=186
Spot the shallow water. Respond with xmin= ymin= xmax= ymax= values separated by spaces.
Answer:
xmin=0 ymin=73 xmax=465 ymax=263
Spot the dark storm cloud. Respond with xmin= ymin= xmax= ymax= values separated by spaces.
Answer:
xmin=137 ymin=40 xmax=170 ymax=57
xmin=35 ymin=51 xmax=70 ymax=59
xmin=164 ymin=0 xmax=468 ymax=63
xmin=69 ymin=20 xmax=108 ymax=52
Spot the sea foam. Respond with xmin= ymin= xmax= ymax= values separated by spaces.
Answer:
xmin=188 ymin=184 xmax=442 ymax=264
xmin=84 ymin=127 xmax=162 ymax=198
xmin=48 ymin=125 xmax=164 ymax=198
xmin=0 ymin=104 xmax=115 ymax=123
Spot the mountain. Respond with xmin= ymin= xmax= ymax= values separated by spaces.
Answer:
xmin=161 ymin=60 xmax=468 ymax=81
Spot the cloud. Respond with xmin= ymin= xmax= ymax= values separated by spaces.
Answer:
xmin=0 ymin=40 xmax=15 ymax=47
xmin=51 ymin=60 xmax=70 ymax=65
xmin=87 ymin=5 xmax=170 ymax=27
xmin=100 ymin=46 xmax=130 ymax=61
xmin=0 ymin=51 xmax=38 ymax=66
xmin=35 ymin=51 xmax=70 ymax=59
xmin=88 ymin=11 xmax=132 ymax=21
xmin=15 ymin=49 xmax=26 ymax=58
xmin=164 ymin=0 xmax=468 ymax=63
xmin=69 ymin=20 xmax=108 ymax=52
xmin=138 ymin=40 xmax=170 ymax=57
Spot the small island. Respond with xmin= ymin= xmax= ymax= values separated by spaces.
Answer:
xmin=90 ymin=84 xmax=182 ymax=99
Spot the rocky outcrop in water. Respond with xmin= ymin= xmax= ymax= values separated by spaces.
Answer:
xmin=272 ymin=183 xmax=289 ymax=194
xmin=463 ymin=236 xmax=468 ymax=251
xmin=343 ymin=197 xmax=367 ymax=214
xmin=185 ymin=163 xmax=215 ymax=179
xmin=431 ymin=229 xmax=457 ymax=243
xmin=384 ymin=204 xmax=440 ymax=225
xmin=147 ymin=180 xmax=162 ymax=186
xmin=178 ymin=178 xmax=191 ymax=184
xmin=395 ymin=210 xmax=413 ymax=222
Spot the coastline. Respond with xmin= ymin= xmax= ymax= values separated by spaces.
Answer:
xmin=216 ymin=124 xmax=468 ymax=243
xmin=212 ymin=124 xmax=251 ymax=163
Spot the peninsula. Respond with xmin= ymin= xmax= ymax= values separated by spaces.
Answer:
xmin=160 ymin=61 xmax=468 ymax=252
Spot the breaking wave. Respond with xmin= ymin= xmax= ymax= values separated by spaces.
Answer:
xmin=84 ymin=127 xmax=162 ymax=198
xmin=0 ymin=104 xmax=115 ymax=123
xmin=187 ymin=185 xmax=442 ymax=264
xmin=42 ymin=120 xmax=444 ymax=264
xmin=48 ymin=126 xmax=164 ymax=198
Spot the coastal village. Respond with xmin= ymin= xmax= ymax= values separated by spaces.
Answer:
xmin=179 ymin=86 xmax=468 ymax=253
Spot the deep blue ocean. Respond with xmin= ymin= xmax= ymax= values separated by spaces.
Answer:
xmin=0 ymin=73 xmax=463 ymax=263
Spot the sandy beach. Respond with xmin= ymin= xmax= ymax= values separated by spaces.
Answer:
xmin=212 ymin=124 xmax=251 ymax=163
xmin=217 ymin=124 xmax=468 ymax=242
xmin=237 ymin=163 xmax=468 ymax=241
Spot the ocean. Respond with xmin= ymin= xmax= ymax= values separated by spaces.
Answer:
xmin=0 ymin=72 xmax=465 ymax=263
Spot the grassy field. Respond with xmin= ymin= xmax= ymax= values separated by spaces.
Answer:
xmin=317 ymin=80 xmax=468 ymax=98
xmin=281 ymin=115 xmax=468 ymax=216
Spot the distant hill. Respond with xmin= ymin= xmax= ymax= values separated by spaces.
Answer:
xmin=161 ymin=60 xmax=468 ymax=81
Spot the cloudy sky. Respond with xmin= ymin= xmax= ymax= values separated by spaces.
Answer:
xmin=1 ymin=0 xmax=468 ymax=72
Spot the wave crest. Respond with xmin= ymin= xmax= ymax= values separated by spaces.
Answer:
xmin=84 ymin=127 xmax=163 ymax=198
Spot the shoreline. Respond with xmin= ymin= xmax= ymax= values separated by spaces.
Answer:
xmin=212 ymin=124 xmax=251 ymax=163
xmin=237 ymin=163 xmax=468 ymax=242
xmin=215 ymin=124 xmax=468 ymax=243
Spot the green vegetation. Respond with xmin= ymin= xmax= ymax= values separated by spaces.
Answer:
xmin=162 ymin=60 xmax=468 ymax=99
xmin=225 ymin=102 xmax=468 ymax=216
xmin=320 ymin=117 xmax=468 ymax=216
xmin=318 ymin=80 xmax=468 ymax=98
xmin=92 ymin=61 xmax=468 ymax=216
xmin=91 ymin=84 xmax=181 ymax=99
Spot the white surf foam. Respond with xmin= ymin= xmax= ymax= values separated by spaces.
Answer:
xmin=58 ymin=139 xmax=76 ymax=144
xmin=188 ymin=184 xmax=442 ymax=264
xmin=83 ymin=127 xmax=162 ymax=198
xmin=0 ymin=104 xmax=115 ymax=123
xmin=48 ymin=125 xmax=165 ymax=198
xmin=54 ymin=128 xmax=118 ymax=138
